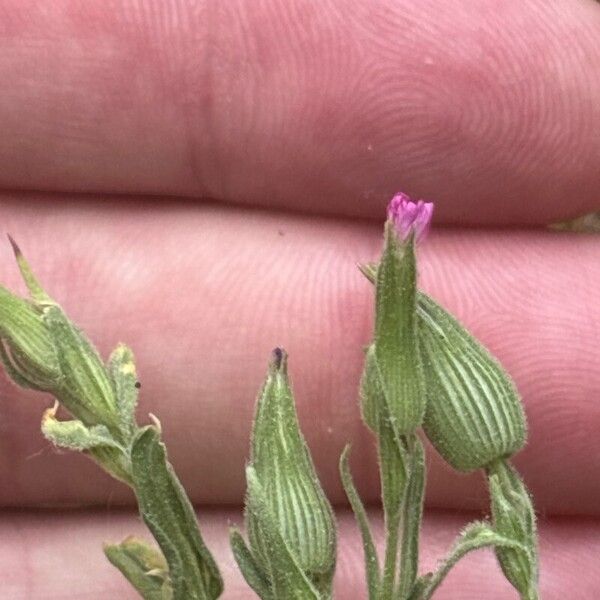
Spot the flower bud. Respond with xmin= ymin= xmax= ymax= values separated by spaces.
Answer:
xmin=246 ymin=348 xmax=336 ymax=594
xmin=387 ymin=192 xmax=434 ymax=243
xmin=104 ymin=537 xmax=172 ymax=600
xmin=487 ymin=460 xmax=538 ymax=600
xmin=0 ymin=286 xmax=60 ymax=390
xmin=373 ymin=212 xmax=426 ymax=435
xmin=1 ymin=240 xmax=120 ymax=432
xmin=418 ymin=293 xmax=527 ymax=472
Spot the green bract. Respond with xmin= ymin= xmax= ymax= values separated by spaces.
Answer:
xmin=107 ymin=343 xmax=140 ymax=438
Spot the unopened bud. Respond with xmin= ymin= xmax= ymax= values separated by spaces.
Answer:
xmin=0 ymin=286 xmax=60 ymax=390
xmin=247 ymin=348 xmax=336 ymax=594
xmin=418 ymin=293 xmax=526 ymax=471
xmin=387 ymin=192 xmax=434 ymax=243
xmin=0 ymin=240 xmax=120 ymax=432
xmin=373 ymin=212 xmax=426 ymax=435
xmin=487 ymin=460 xmax=538 ymax=600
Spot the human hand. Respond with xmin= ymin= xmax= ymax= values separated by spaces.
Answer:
xmin=0 ymin=1 xmax=599 ymax=598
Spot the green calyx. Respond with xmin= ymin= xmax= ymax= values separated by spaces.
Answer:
xmin=0 ymin=239 xmax=223 ymax=598
xmin=236 ymin=348 xmax=336 ymax=598
xmin=0 ymin=286 xmax=60 ymax=391
xmin=373 ymin=224 xmax=425 ymax=437
xmin=0 ymin=240 xmax=122 ymax=432
xmin=360 ymin=260 xmax=527 ymax=472
xmin=487 ymin=460 xmax=538 ymax=600
xmin=418 ymin=294 xmax=527 ymax=472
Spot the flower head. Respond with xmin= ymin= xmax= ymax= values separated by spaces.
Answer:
xmin=387 ymin=192 xmax=434 ymax=243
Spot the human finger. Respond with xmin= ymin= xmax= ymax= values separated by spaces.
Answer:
xmin=0 ymin=1 xmax=599 ymax=223
xmin=1 ymin=508 xmax=598 ymax=598
xmin=0 ymin=196 xmax=597 ymax=514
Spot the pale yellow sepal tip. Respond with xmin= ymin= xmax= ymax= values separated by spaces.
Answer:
xmin=148 ymin=413 xmax=162 ymax=434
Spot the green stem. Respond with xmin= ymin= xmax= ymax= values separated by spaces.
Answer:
xmin=397 ymin=437 xmax=425 ymax=599
xmin=339 ymin=446 xmax=381 ymax=599
xmin=377 ymin=423 xmax=409 ymax=600
xmin=409 ymin=522 xmax=529 ymax=600
xmin=380 ymin=508 xmax=401 ymax=599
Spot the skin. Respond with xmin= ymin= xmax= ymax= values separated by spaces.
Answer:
xmin=0 ymin=1 xmax=598 ymax=597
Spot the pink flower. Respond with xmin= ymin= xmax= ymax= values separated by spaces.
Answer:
xmin=387 ymin=192 xmax=434 ymax=243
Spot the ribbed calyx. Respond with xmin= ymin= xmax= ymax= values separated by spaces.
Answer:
xmin=488 ymin=460 xmax=538 ymax=600
xmin=418 ymin=293 xmax=527 ymax=471
xmin=0 ymin=239 xmax=224 ymax=600
xmin=373 ymin=223 xmax=426 ymax=436
xmin=359 ymin=259 xmax=527 ymax=473
xmin=0 ymin=240 xmax=122 ymax=434
xmin=241 ymin=348 xmax=336 ymax=598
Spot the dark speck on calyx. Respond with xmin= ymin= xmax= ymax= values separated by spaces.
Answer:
xmin=135 ymin=381 xmax=141 ymax=389
xmin=272 ymin=347 xmax=284 ymax=369
xmin=271 ymin=347 xmax=289 ymax=373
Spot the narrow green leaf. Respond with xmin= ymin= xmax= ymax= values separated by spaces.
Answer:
xmin=417 ymin=293 xmax=527 ymax=471
xmin=41 ymin=404 xmax=121 ymax=451
xmin=408 ymin=522 xmax=528 ymax=600
xmin=357 ymin=262 xmax=377 ymax=283
xmin=131 ymin=426 xmax=223 ymax=600
xmin=230 ymin=529 xmax=273 ymax=600
xmin=104 ymin=537 xmax=173 ymax=600
xmin=108 ymin=343 xmax=139 ymax=438
xmin=8 ymin=236 xmax=53 ymax=303
xmin=42 ymin=304 xmax=120 ymax=431
xmin=397 ymin=436 xmax=425 ymax=599
xmin=245 ymin=466 xmax=320 ymax=600
xmin=248 ymin=349 xmax=336 ymax=591
xmin=339 ymin=445 xmax=380 ymax=598
xmin=359 ymin=345 xmax=383 ymax=432
xmin=374 ymin=225 xmax=425 ymax=435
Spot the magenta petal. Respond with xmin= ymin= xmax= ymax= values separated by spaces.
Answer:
xmin=387 ymin=193 xmax=434 ymax=243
